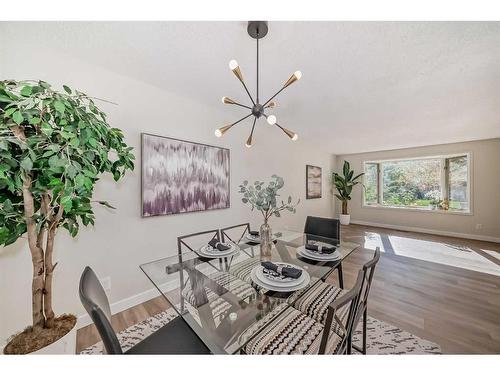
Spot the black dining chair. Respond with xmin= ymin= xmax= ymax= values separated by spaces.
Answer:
xmin=79 ymin=266 xmax=211 ymax=354
xmin=304 ymin=216 xmax=343 ymax=287
xmin=304 ymin=216 xmax=341 ymax=240
xmin=293 ymin=248 xmax=381 ymax=354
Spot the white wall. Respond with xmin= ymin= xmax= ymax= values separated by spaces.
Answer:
xmin=0 ymin=42 xmax=335 ymax=343
xmin=335 ymin=138 xmax=500 ymax=241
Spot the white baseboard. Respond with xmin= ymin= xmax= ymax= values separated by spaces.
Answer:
xmin=77 ymin=280 xmax=178 ymax=329
xmin=350 ymin=220 xmax=500 ymax=243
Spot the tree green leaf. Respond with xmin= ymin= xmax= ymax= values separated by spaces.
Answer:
xmin=63 ymin=85 xmax=72 ymax=94
xmin=12 ymin=111 xmax=23 ymax=124
xmin=20 ymin=157 xmax=33 ymax=171
xmin=20 ymin=86 xmax=33 ymax=97
xmin=53 ymin=100 xmax=65 ymax=113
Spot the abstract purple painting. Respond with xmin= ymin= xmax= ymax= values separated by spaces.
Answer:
xmin=141 ymin=133 xmax=230 ymax=217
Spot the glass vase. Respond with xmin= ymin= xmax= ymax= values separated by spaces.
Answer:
xmin=259 ymin=221 xmax=272 ymax=261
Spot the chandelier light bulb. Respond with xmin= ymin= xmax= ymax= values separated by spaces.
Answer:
xmin=229 ymin=59 xmax=239 ymax=71
xmin=292 ymin=133 xmax=299 ymax=141
xmin=294 ymin=71 xmax=302 ymax=80
xmin=267 ymin=115 xmax=277 ymax=125
xmin=245 ymin=140 xmax=252 ymax=148
xmin=214 ymin=129 xmax=222 ymax=137
xmin=266 ymin=101 xmax=276 ymax=108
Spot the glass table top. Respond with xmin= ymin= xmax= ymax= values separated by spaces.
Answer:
xmin=139 ymin=229 xmax=359 ymax=354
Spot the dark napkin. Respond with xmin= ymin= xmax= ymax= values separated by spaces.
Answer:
xmin=249 ymin=230 xmax=259 ymax=236
xmin=305 ymin=243 xmax=336 ymax=254
xmin=208 ymin=238 xmax=231 ymax=251
xmin=261 ymin=261 xmax=302 ymax=279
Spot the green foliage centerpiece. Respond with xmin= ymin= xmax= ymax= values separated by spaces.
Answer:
xmin=238 ymin=175 xmax=299 ymax=259
xmin=0 ymin=80 xmax=134 ymax=354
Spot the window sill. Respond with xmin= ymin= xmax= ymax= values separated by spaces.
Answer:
xmin=361 ymin=204 xmax=472 ymax=216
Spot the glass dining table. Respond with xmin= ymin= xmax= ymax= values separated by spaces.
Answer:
xmin=139 ymin=229 xmax=359 ymax=354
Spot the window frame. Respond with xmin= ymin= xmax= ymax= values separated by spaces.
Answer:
xmin=361 ymin=152 xmax=472 ymax=215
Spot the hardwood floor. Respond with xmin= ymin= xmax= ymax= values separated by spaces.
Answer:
xmin=76 ymin=224 xmax=500 ymax=354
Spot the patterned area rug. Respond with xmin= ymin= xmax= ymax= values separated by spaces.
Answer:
xmin=80 ymin=308 xmax=440 ymax=355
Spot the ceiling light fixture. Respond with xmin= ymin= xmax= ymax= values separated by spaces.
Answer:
xmin=215 ymin=21 xmax=301 ymax=147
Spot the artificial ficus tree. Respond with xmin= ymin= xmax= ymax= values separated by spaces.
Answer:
xmin=0 ymin=80 xmax=134 ymax=333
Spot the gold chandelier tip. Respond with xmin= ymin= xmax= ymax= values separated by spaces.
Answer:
xmin=222 ymin=96 xmax=237 ymax=104
xmin=281 ymin=127 xmax=299 ymax=141
xmin=229 ymin=59 xmax=244 ymax=82
xmin=283 ymin=70 xmax=302 ymax=89
xmin=214 ymin=124 xmax=234 ymax=137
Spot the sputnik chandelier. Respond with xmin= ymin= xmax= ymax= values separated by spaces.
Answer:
xmin=215 ymin=21 xmax=301 ymax=147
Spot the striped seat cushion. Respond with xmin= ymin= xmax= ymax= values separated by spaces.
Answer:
xmin=293 ymin=281 xmax=349 ymax=329
xmin=244 ymin=307 xmax=343 ymax=354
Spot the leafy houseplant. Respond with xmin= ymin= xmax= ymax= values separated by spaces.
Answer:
xmin=332 ymin=161 xmax=364 ymax=225
xmin=0 ymin=80 xmax=134 ymax=354
xmin=238 ymin=175 xmax=300 ymax=259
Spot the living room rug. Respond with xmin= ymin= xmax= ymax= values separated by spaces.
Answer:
xmin=80 ymin=308 xmax=441 ymax=355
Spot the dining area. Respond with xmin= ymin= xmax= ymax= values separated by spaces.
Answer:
xmin=79 ymin=216 xmax=380 ymax=355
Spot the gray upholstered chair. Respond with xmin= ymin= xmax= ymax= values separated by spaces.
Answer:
xmin=243 ymin=271 xmax=365 ymax=354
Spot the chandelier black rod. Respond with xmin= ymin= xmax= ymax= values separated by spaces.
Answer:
xmin=256 ymin=35 xmax=259 ymax=104
xmin=249 ymin=116 xmax=257 ymax=139
xmin=240 ymin=80 xmax=255 ymax=106
xmin=233 ymin=102 xmax=252 ymax=110
xmin=262 ymin=86 xmax=286 ymax=108
xmin=230 ymin=112 xmax=253 ymax=126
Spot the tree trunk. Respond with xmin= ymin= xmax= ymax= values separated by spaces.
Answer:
xmin=342 ymin=200 xmax=348 ymax=215
xmin=43 ymin=225 xmax=56 ymax=328
xmin=22 ymin=176 xmax=45 ymax=330
xmin=43 ymin=201 xmax=63 ymax=328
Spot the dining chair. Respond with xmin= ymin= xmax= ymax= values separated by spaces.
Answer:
xmin=220 ymin=222 xmax=251 ymax=244
xmin=293 ymin=247 xmax=381 ymax=354
xmin=304 ymin=216 xmax=344 ymax=287
xmin=243 ymin=270 xmax=364 ymax=354
xmin=79 ymin=266 xmax=211 ymax=354
xmin=177 ymin=228 xmax=221 ymax=255
xmin=304 ymin=216 xmax=341 ymax=240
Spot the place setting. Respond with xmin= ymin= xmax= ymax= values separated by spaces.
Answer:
xmin=197 ymin=237 xmax=240 ymax=259
xmin=245 ymin=230 xmax=281 ymax=244
xmin=296 ymin=241 xmax=341 ymax=262
xmin=250 ymin=261 xmax=310 ymax=293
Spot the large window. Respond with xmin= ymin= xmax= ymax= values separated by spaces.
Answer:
xmin=363 ymin=154 xmax=470 ymax=213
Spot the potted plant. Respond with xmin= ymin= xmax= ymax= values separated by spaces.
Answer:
xmin=238 ymin=175 xmax=299 ymax=260
xmin=0 ymin=80 xmax=134 ymax=354
xmin=332 ymin=161 xmax=364 ymax=225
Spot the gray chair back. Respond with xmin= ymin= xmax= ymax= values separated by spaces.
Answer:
xmin=79 ymin=266 xmax=123 ymax=354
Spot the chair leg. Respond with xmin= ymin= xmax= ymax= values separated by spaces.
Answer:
xmin=337 ymin=263 xmax=344 ymax=289
xmin=362 ymin=308 xmax=367 ymax=354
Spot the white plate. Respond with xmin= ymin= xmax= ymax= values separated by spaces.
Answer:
xmin=198 ymin=243 xmax=239 ymax=258
xmin=251 ymin=267 xmax=310 ymax=292
xmin=296 ymin=246 xmax=341 ymax=261
xmin=256 ymin=264 xmax=305 ymax=287
xmin=245 ymin=234 xmax=277 ymax=243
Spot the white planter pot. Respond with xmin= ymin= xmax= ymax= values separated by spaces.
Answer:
xmin=339 ymin=214 xmax=351 ymax=225
xmin=31 ymin=321 xmax=77 ymax=354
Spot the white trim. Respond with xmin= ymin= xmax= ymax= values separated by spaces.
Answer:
xmin=360 ymin=204 xmax=472 ymax=216
xmin=77 ymin=280 xmax=178 ymax=329
xmin=350 ymin=220 xmax=500 ymax=243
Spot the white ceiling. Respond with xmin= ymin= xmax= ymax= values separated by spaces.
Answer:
xmin=2 ymin=21 xmax=500 ymax=154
